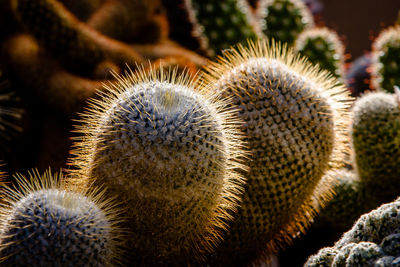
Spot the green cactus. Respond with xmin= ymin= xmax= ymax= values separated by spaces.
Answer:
xmin=258 ymin=0 xmax=314 ymax=45
xmin=10 ymin=0 xmax=143 ymax=76
xmin=202 ymin=39 xmax=352 ymax=265
xmin=351 ymin=91 xmax=400 ymax=204
xmin=371 ymin=25 xmax=400 ymax=93
xmin=0 ymin=170 xmax=123 ymax=266
xmin=294 ymin=27 xmax=345 ymax=81
xmin=305 ymin=197 xmax=400 ymax=266
xmin=69 ymin=67 xmax=247 ymax=265
xmin=184 ymin=0 xmax=262 ymax=56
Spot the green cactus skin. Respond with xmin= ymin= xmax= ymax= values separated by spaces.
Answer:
xmin=70 ymin=68 xmax=247 ymax=265
xmin=0 ymin=171 xmax=123 ymax=266
xmin=371 ymin=26 xmax=400 ymax=93
xmin=202 ymin=40 xmax=352 ymax=265
xmin=10 ymin=0 xmax=143 ymax=76
xmin=305 ymin=197 xmax=400 ymax=267
xmin=294 ymin=27 xmax=345 ymax=81
xmin=258 ymin=0 xmax=314 ymax=45
xmin=184 ymin=0 xmax=262 ymax=56
xmin=351 ymin=91 xmax=400 ymax=204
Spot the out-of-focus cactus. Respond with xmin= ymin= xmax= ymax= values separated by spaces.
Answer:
xmin=346 ymin=53 xmax=372 ymax=97
xmin=201 ymin=39 xmax=352 ymax=265
xmin=305 ymin=197 xmax=400 ymax=266
xmin=69 ymin=67 xmax=247 ymax=265
xmin=371 ymin=26 xmax=400 ymax=93
xmin=294 ymin=27 xmax=345 ymax=81
xmin=0 ymin=170 xmax=123 ymax=266
xmin=258 ymin=0 xmax=314 ymax=45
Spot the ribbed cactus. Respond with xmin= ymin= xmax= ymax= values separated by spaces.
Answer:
xmin=294 ymin=27 xmax=345 ymax=81
xmin=351 ymin=91 xmax=400 ymax=203
xmin=184 ymin=0 xmax=262 ymax=56
xmin=10 ymin=0 xmax=143 ymax=75
xmin=305 ymin=197 xmax=400 ymax=266
xmin=202 ymin=39 xmax=352 ymax=265
xmin=0 ymin=170 xmax=123 ymax=266
xmin=70 ymin=68 xmax=247 ymax=265
xmin=258 ymin=0 xmax=314 ymax=45
xmin=371 ymin=25 xmax=400 ymax=93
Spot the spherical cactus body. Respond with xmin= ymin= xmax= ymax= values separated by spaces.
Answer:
xmin=70 ymin=68 xmax=246 ymax=265
xmin=351 ymin=91 xmax=400 ymax=204
xmin=371 ymin=26 xmax=400 ymax=93
xmin=202 ymin=40 xmax=352 ymax=265
xmin=184 ymin=0 xmax=262 ymax=56
xmin=294 ymin=27 xmax=345 ymax=81
xmin=258 ymin=0 xmax=314 ymax=45
xmin=0 ymin=171 xmax=122 ymax=266
xmin=305 ymin=197 xmax=400 ymax=267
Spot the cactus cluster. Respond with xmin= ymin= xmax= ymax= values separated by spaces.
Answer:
xmin=0 ymin=170 xmax=123 ymax=266
xmin=201 ymin=39 xmax=351 ymax=265
xmin=305 ymin=197 xmax=400 ymax=266
xmin=70 ymin=67 xmax=247 ymax=265
xmin=294 ymin=27 xmax=345 ymax=80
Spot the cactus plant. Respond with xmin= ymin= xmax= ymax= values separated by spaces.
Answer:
xmin=202 ymin=39 xmax=352 ymax=265
xmin=294 ymin=27 xmax=345 ymax=81
xmin=258 ymin=0 xmax=314 ymax=45
xmin=69 ymin=67 xmax=247 ymax=265
xmin=346 ymin=53 xmax=372 ymax=97
xmin=0 ymin=170 xmax=123 ymax=266
xmin=305 ymin=197 xmax=400 ymax=266
xmin=371 ymin=25 xmax=400 ymax=93
xmin=10 ymin=0 xmax=144 ymax=76
xmin=351 ymin=90 xmax=400 ymax=204
xmin=184 ymin=0 xmax=262 ymax=56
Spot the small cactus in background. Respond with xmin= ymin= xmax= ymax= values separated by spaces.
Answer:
xmin=294 ymin=27 xmax=346 ymax=81
xmin=258 ymin=0 xmax=314 ymax=45
xmin=346 ymin=53 xmax=372 ymax=97
xmin=351 ymin=90 xmax=400 ymax=204
xmin=0 ymin=170 xmax=123 ymax=266
xmin=202 ymin=39 xmax=352 ymax=265
xmin=371 ymin=25 xmax=400 ymax=93
xmin=305 ymin=197 xmax=400 ymax=266
xmin=184 ymin=0 xmax=262 ymax=56
xmin=70 ymin=67 xmax=247 ymax=265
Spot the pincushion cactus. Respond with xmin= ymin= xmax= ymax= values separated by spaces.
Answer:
xmin=305 ymin=197 xmax=400 ymax=266
xmin=70 ymin=67 xmax=247 ymax=265
xmin=258 ymin=0 xmax=314 ymax=45
xmin=202 ymin=39 xmax=352 ymax=265
xmin=294 ymin=27 xmax=345 ymax=81
xmin=351 ymin=90 xmax=400 ymax=204
xmin=371 ymin=25 xmax=400 ymax=93
xmin=184 ymin=0 xmax=262 ymax=56
xmin=0 ymin=170 xmax=123 ymax=266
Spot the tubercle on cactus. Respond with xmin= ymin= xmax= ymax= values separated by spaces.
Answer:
xmin=0 ymin=169 xmax=125 ymax=266
xmin=201 ymin=39 xmax=352 ymax=265
xmin=68 ymin=66 xmax=249 ymax=264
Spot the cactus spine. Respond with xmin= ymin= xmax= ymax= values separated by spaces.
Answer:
xmin=294 ymin=27 xmax=346 ymax=81
xmin=371 ymin=26 xmax=400 ymax=93
xmin=70 ymin=67 xmax=247 ymax=265
xmin=202 ymin=39 xmax=352 ymax=265
xmin=0 ymin=170 xmax=123 ymax=266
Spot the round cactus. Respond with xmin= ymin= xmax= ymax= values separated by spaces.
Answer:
xmin=184 ymin=0 xmax=262 ymax=56
xmin=305 ymin=197 xmax=400 ymax=267
xmin=69 ymin=67 xmax=247 ymax=265
xmin=258 ymin=0 xmax=314 ymax=45
xmin=294 ymin=27 xmax=345 ymax=81
xmin=202 ymin=39 xmax=352 ymax=265
xmin=371 ymin=25 xmax=400 ymax=93
xmin=0 ymin=170 xmax=123 ymax=266
xmin=351 ymin=91 xmax=400 ymax=204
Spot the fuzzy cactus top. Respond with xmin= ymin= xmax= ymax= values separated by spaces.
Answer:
xmin=202 ymin=40 xmax=352 ymax=265
xmin=70 ymin=68 xmax=247 ymax=265
xmin=305 ymin=197 xmax=400 ymax=267
xmin=0 ymin=171 xmax=122 ymax=267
